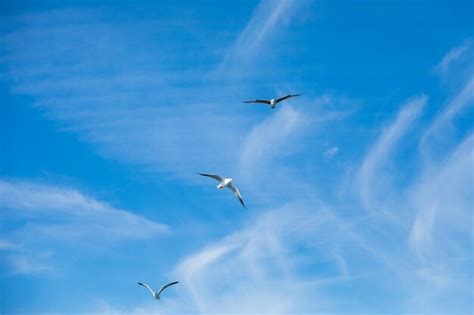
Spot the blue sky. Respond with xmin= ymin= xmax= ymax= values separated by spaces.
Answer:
xmin=0 ymin=0 xmax=473 ymax=314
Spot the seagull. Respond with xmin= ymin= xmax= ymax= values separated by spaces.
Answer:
xmin=244 ymin=93 xmax=302 ymax=109
xmin=197 ymin=173 xmax=246 ymax=208
xmin=137 ymin=281 xmax=179 ymax=300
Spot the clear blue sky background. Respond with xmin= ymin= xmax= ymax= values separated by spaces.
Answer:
xmin=0 ymin=0 xmax=473 ymax=314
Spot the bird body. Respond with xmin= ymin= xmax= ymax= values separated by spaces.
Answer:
xmin=217 ymin=177 xmax=232 ymax=189
xmin=198 ymin=173 xmax=246 ymax=208
xmin=244 ymin=93 xmax=302 ymax=109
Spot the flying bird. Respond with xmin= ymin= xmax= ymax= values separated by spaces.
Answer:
xmin=137 ymin=281 xmax=179 ymax=300
xmin=197 ymin=173 xmax=246 ymax=208
xmin=244 ymin=93 xmax=302 ymax=109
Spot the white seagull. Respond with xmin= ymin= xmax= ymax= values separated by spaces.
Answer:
xmin=198 ymin=173 xmax=246 ymax=208
xmin=137 ymin=281 xmax=179 ymax=300
xmin=244 ymin=93 xmax=302 ymax=109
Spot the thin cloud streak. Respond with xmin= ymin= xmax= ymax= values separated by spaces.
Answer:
xmin=238 ymin=106 xmax=304 ymax=178
xmin=0 ymin=9 xmax=251 ymax=180
xmin=237 ymin=94 xmax=355 ymax=206
xmin=174 ymin=204 xmax=340 ymax=313
xmin=421 ymin=76 xmax=474 ymax=155
xmin=0 ymin=179 xmax=168 ymax=275
xmin=216 ymin=0 xmax=306 ymax=76
xmin=356 ymin=95 xmax=427 ymax=212
xmin=0 ymin=4 xmax=317 ymax=184
xmin=0 ymin=179 xmax=168 ymax=241
xmin=171 ymin=199 xmax=424 ymax=313
xmin=410 ymin=132 xmax=474 ymax=257
xmin=5 ymin=253 xmax=55 ymax=275
xmin=434 ymin=39 xmax=473 ymax=75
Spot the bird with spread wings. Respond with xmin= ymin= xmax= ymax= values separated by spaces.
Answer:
xmin=244 ymin=93 xmax=302 ymax=109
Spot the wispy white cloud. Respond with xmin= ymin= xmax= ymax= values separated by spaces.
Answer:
xmin=410 ymin=42 xmax=474 ymax=265
xmin=236 ymin=93 xmax=354 ymax=206
xmin=0 ymin=179 xmax=168 ymax=274
xmin=170 ymin=200 xmax=416 ymax=314
xmin=239 ymin=106 xmax=303 ymax=171
xmin=421 ymin=76 xmax=474 ymax=155
xmin=324 ymin=146 xmax=339 ymax=158
xmin=5 ymin=253 xmax=55 ymax=275
xmin=409 ymin=132 xmax=473 ymax=259
xmin=0 ymin=239 xmax=17 ymax=250
xmin=216 ymin=0 xmax=307 ymax=76
xmin=0 ymin=5 xmax=328 ymax=186
xmin=348 ymin=42 xmax=473 ymax=312
xmin=434 ymin=39 xmax=473 ymax=75
xmin=0 ymin=9 xmax=252 ymax=180
xmin=1 ymin=4 xmax=473 ymax=314
xmin=173 ymin=204 xmax=336 ymax=313
xmin=356 ymin=95 xmax=427 ymax=211
xmin=0 ymin=179 xmax=168 ymax=241
xmin=238 ymin=106 xmax=307 ymax=202
xmin=408 ymin=130 xmax=473 ymax=311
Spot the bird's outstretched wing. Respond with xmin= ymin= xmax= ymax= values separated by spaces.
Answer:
xmin=227 ymin=183 xmax=246 ymax=209
xmin=276 ymin=94 xmax=302 ymax=103
xmin=157 ymin=281 xmax=179 ymax=297
xmin=244 ymin=99 xmax=271 ymax=104
xmin=197 ymin=173 xmax=225 ymax=182
xmin=138 ymin=282 xmax=155 ymax=295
